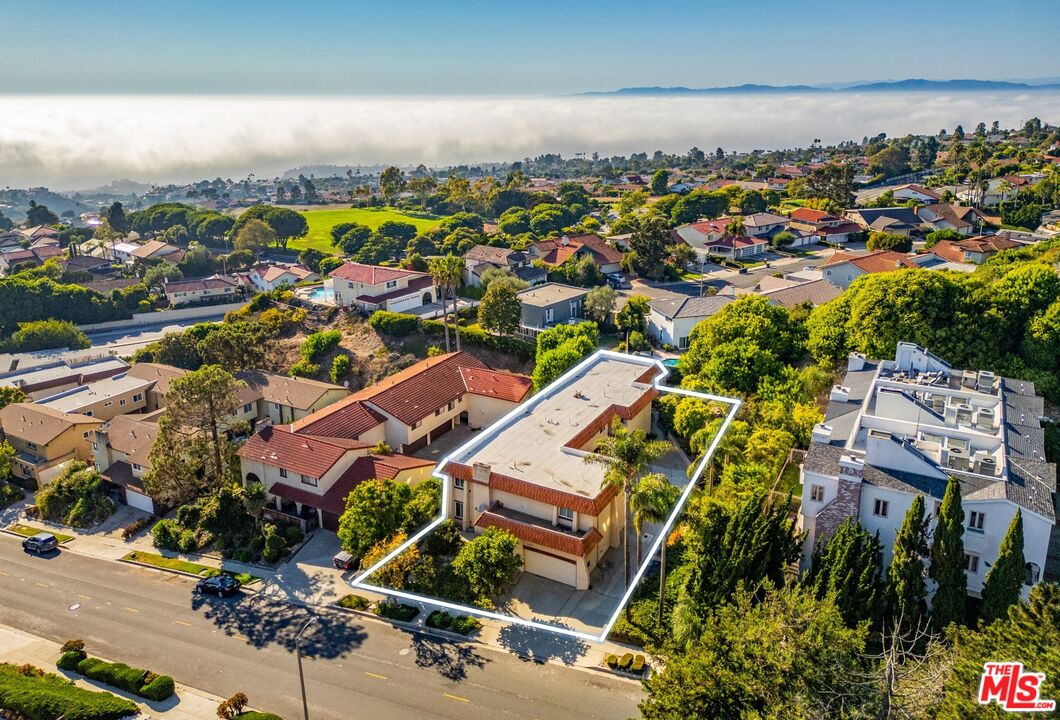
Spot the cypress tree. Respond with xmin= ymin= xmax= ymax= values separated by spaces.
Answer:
xmin=805 ymin=516 xmax=884 ymax=626
xmin=929 ymin=476 xmax=966 ymax=630
xmin=980 ymin=509 xmax=1025 ymax=623
xmin=887 ymin=494 xmax=928 ymax=625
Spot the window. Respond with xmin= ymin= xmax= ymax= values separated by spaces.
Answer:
xmin=243 ymin=403 xmax=253 ymax=414
xmin=133 ymin=392 xmax=143 ymax=403
xmin=385 ymin=280 xmax=398 ymax=289
xmin=82 ymin=431 xmax=91 ymax=440
xmin=119 ymin=398 xmax=126 ymax=406
xmin=84 ymin=411 xmax=93 ymax=417
xmin=104 ymin=401 xmax=112 ymax=407
xmin=91 ymin=442 xmax=98 ymax=451
xmin=454 ymin=500 xmax=464 ymax=519
xmin=558 ymin=507 xmax=574 ymax=522
xmin=301 ymin=474 xmax=318 ymax=487
xmin=26 ymin=442 xmax=36 ymax=450
xmin=454 ymin=478 xmax=464 ymax=490
xmin=968 ymin=511 xmax=985 ymax=532
xmin=810 ymin=484 xmax=825 ymax=502
xmin=570 ymin=300 xmax=581 ymax=317
xmin=279 ymin=468 xmax=288 ymax=479
xmin=411 ymin=420 xmax=421 ymax=430
xmin=544 ymin=307 xmax=554 ymax=323
xmin=678 ymin=336 xmax=689 ymax=350
xmin=1026 ymin=562 xmax=1041 ymax=585
xmin=447 ymin=400 xmax=455 ymax=412
xmin=965 ymin=553 xmax=980 ymax=573
xmin=435 ymin=407 xmax=443 ymax=416
xmin=132 ymin=463 xmax=141 ymax=471
xmin=872 ymin=498 xmax=889 ymax=518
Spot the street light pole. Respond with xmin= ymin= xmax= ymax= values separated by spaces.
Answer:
xmin=296 ymin=616 xmax=318 ymax=720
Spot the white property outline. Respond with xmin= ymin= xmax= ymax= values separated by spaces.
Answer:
xmin=351 ymin=349 xmax=741 ymax=643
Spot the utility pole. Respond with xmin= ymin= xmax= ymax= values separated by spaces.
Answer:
xmin=296 ymin=616 xmax=318 ymax=720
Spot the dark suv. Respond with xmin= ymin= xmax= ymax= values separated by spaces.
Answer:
xmin=22 ymin=532 xmax=58 ymax=555
xmin=195 ymin=574 xmax=241 ymax=597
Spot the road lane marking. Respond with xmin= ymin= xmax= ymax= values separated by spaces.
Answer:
xmin=174 ymin=620 xmax=192 ymax=627
xmin=77 ymin=594 xmax=91 ymax=600
xmin=231 ymin=634 xmax=249 ymax=642
xmin=444 ymin=693 xmax=469 ymax=703
xmin=0 ymin=570 xmax=9 ymax=577
xmin=364 ymin=672 xmax=387 ymax=680
xmin=124 ymin=607 xmax=139 ymax=613
xmin=35 ymin=582 xmax=49 ymax=588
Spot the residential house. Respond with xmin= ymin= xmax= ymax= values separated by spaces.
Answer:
xmin=130 ymin=240 xmax=186 ymax=265
xmin=235 ymin=370 xmax=349 ymax=425
xmin=0 ymin=246 xmax=65 ymax=274
xmin=741 ymin=212 xmax=790 ymax=238
xmin=462 ymin=245 xmax=545 ymax=287
xmin=788 ymin=208 xmax=862 ymax=244
xmin=526 ymin=235 xmax=624 ymax=275
xmin=92 ymin=414 xmax=161 ymax=513
xmin=703 ymin=235 xmax=769 ymax=259
xmin=759 ymin=279 xmax=844 ymax=309
xmin=927 ymin=235 xmax=1020 ymax=265
xmin=163 ymin=274 xmax=244 ymax=307
xmin=516 ymin=283 xmax=588 ymax=339
xmin=799 ymin=343 xmax=1056 ymax=598
xmin=325 ymin=262 xmax=436 ymax=313
xmin=284 ymin=351 xmax=532 ymax=454
xmin=647 ymin=295 xmax=735 ymax=350
xmin=859 ymin=183 xmax=941 ymax=205
xmin=0 ymin=357 xmax=129 ymax=400
xmin=247 ymin=263 xmax=319 ymax=292
xmin=821 ymin=250 xmax=918 ymax=288
xmin=0 ymin=403 xmax=102 ymax=486
xmin=916 ymin=203 xmax=987 ymax=236
xmin=110 ymin=242 xmax=142 ymax=263
xmin=440 ymin=353 xmax=663 ymax=589
xmin=846 ymin=207 xmax=925 ymax=236
xmin=35 ymin=373 xmax=154 ymax=422
xmin=956 ymin=175 xmax=1036 ymax=208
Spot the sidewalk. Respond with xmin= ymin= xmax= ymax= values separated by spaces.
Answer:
xmin=0 ymin=623 xmax=225 ymax=719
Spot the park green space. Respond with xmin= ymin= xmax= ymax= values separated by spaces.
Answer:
xmin=292 ymin=207 xmax=450 ymax=253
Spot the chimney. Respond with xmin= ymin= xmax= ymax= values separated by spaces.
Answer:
xmin=829 ymin=385 xmax=851 ymax=403
xmin=847 ymin=352 xmax=866 ymax=372
xmin=838 ymin=454 xmax=864 ymax=482
xmin=811 ymin=423 xmax=833 ymax=445
xmin=472 ymin=462 xmax=491 ymax=485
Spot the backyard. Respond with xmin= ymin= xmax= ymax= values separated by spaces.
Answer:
xmin=289 ymin=206 xmax=451 ymax=253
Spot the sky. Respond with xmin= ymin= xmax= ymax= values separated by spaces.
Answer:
xmin=1 ymin=0 xmax=1059 ymax=94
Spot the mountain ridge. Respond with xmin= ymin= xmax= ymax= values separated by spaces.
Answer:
xmin=581 ymin=78 xmax=1060 ymax=95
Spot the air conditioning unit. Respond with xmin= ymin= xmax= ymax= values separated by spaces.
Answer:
xmin=947 ymin=447 xmax=969 ymax=471
xmin=977 ymin=370 xmax=996 ymax=393
xmin=976 ymin=456 xmax=998 ymax=476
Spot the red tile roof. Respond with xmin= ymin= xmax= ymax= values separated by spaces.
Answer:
xmin=458 ymin=367 xmax=532 ymax=403
xmin=704 ymin=235 xmax=768 ymax=250
xmin=474 ymin=506 xmax=604 ymax=557
xmin=815 ymin=222 xmax=862 ymax=236
xmin=824 ymin=250 xmax=916 ymax=274
xmin=316 ymin=454 xmax=436 ymax=516
xmin=790 ymin=208 xmax=837 ymax=223
xmin=237 ymin=425 xmax=363 ymax=478
xmin=689 ymin=218 xmax=730 ymax=234
xmin=930 ymin=236 xmax=1018 ymax=263
xmin=329 ymin=262 xmax=427 ymax=285
xmin=531 ymin=234 xmax=623 ymax=266
xmin=289 ymin=399 xmax=387 ymax=439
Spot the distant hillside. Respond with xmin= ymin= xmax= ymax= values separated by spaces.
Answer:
xmin=582 ymin=78 xmax=1060 ymax=95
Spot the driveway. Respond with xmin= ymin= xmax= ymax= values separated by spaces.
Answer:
xmin=259 ymin=529 xmax=356 ymax=607
xmin=411 ymin=423 xmax=481 ymax=463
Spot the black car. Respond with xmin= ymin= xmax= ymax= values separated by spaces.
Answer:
xmin=195 ymin=574 xmax=241 ymax=597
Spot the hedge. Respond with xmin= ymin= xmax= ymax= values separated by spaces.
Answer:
xmin=301 ymin=330 xmax=342 ymax=361
xmin=369 ymin=310 xmax=420 ymax=336
xmin=374 ymin=603 xmax=419 ymax=622
xmin=236 ymin=713 xmax=285 ymax=720
xmin=421 ymin=319 xmax=535 ymax=361
xmin=56 ymin=651 xmax=175 ymax=701
xmin=425 ymin=610 xmax=481 ymax=636
xmin=0 ymin=662 xmax=138 ymax=720
xmin=337 ymin=594 xmax=370 ymax=611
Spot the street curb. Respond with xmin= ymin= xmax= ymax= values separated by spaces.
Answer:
xmin=118 ymin=558 xmax=261 ymax=593
xmin=331 ymin=602 xmax=481 ymax=644
xmin=2 ymin=527 xmax=73 ymax=546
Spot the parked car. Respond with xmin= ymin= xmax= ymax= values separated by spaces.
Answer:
xmin=22 ymin=532 xmax=58 ymax=555
xmin=333 ymin=550 xmax=357 ymax=571
xmin=195 ymin=574 xmax=241 ymax=597
xmin=606 ymin=273 xmax=629 ymax=289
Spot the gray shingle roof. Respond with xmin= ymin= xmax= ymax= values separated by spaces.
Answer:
xmin=647 ymin=295 xmax=734 ymax=319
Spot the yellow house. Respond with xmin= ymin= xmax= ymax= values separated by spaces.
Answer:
xmin=0 ymin=403 xmax=103 ymax=487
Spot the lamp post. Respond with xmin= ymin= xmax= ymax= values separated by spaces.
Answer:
xmin=296 ymin=616 xmax=318 ymax=720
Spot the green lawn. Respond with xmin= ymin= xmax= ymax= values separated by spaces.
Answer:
xmin=122 ymin=550 xmax=259 ymax=585
xmin=292 ymin=207 xmax=451 ymax=254
xmin=7 ymin=524 xmax=74 ymax=543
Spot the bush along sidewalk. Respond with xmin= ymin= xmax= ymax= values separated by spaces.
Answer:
xmin=604 ymin=651 xmax=648 ymax=676
xmin=0 ymin=662 xmax=138 ymax=720
xmin=57 ymin=639 xmax=176 ymax=701
xmin=425 ymin=610 xmax=482 ymax=637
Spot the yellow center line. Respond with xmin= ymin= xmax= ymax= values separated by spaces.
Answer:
xmin=174 ymin=620 xmax=192 ymax=627
xmin=444 ymin=693 xmax=469 ymax=703
xmin=125 ymin=607 xmax=139 ymax=613
xmin=0 ymin=570 xmax=9 ymax=577
xmin=231 ymin=634 xmax=249 ymax=642
xmin=77 ymin=594 xmax=91 ymax=600
xmin=35 ymin=582 xmax=49 ymax=588
xmin=364 ymin=671 xmax=387 ymax=680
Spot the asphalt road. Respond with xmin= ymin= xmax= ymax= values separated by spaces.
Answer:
xmin=0 ymin=538 xmax=642 ymax=720
xmin=85 ymin=314 xmax=228 ymax=348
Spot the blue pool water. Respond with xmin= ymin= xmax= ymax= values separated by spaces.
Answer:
xmin=307 ymin=285 xmax=333 ymax=302
xmin=663 ymin=358 xmax=680 ymax=368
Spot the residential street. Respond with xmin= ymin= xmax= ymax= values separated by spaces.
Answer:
xmin=0 ymin=537 xmax=642 ymax=720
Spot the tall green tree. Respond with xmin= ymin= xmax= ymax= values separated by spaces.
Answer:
xmin=337 ymin=477 xmax=411 ymax=558
xmin=630 ymin=473 xmax=681 ymax=623
xmin=887 ymin=495 xmax=929 ymax=624
xmin=584 ymin=418 xmax=672 ymax=597
xmin=452 ymin=527 xmax=522 ymax=605
xmin=805 ymin=516 xmax=884 ymax=627
xmin=26 ymin=200 xmax=58 ymax=226
xmin=980 ymin=509 xmax=1025 ymax=624
xmin=378 ymin=167 xmax=406 ymax=205
xmin=477 ymin=277 xmax=523 ymax=335
xmin=929 ymin=477 xmax=966 ymax=630
xmin=158 ymin=365 xmax=242 ymax=487
xmin=650 ymin=169 xmax=669 ymax=195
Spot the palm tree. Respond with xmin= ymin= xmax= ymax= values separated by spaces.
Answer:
xmin=428 ymin=257 xmax=452 ymax=352
xmin=630 ymin=473 xmax=681 ymax=624
xmin=242 ymin=481 xmax=268 ymax=530
xmin=437 ymin=254 xmax=465 ymax=351
xmin=584 ymin=418 xmax=672 ymax=600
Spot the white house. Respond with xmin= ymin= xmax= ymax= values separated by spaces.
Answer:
xmin=248 ymin=263 xmax=319 ymax=292
xmin=799 ymin=343 xmax=1056 ymax=601
xmin=325 ymin=262 xmax=436 ymax=313
xmin=646 ymin=295 xmax=734 ymax=350
xmin=163 ymin=274 xmax=243 ymax=306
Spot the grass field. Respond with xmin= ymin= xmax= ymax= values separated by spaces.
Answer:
xmin=8 ymin=523 xmax=74 ymax=543
xmin=291 ymin=206 xmax=451 ymax=254
xmin=123 ymin=550 xmax=260 ymax=584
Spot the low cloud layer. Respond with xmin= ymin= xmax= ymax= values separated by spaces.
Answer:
xmin=1 ymin=93 xmax=1058 ymax=189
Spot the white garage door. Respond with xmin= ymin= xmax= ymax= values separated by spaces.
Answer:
xmin=125 ymin=488 xmax=155 ymax=514
xmin=523 ymin=547 xmax=577 ymax=586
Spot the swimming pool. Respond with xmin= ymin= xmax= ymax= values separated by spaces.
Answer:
xmin=663 ymin=358 xmax=681 ymax=368
xmin=305 ymin=285 xmax=334 ymax=303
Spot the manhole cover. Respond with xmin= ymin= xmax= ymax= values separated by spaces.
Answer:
xmin=69 ymin=603 xmax=80 ymax=611
xmin=398 ymin=648 xmax=410 ymax=656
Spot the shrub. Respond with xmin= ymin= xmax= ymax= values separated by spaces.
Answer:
xmin=151 ymin=518 xmax=203 ymax=553
xmin=605 ymin=653 xmax=618 ymax=669
xmin=369 ymin=310 xmax=421 ymax=336
xmin=618 ymin=653 xmax=633 ymax=671
xmin=57 ymin=650 xmax=87 ymax=670
xmin=34 ymin=462 xmax=115 ymax=528
xmin=138 ymin=673 xmax=175 ymax=701
xmin=631 ymin=654 xmax=646 ymax=674
xmin=288 ymin=359 xmax=320 ymax=378
xmin=218 ymin=691 xmax=249 ymax=719
xmin=337 ymin=594 xmax=371 ymax=611
xmin=374 ymin=602 xmax=419 ymax=622
xmin=121 ymin=516 xmax=151 ymax=541
xmin=60 ymin=639 xmax=85 ymax=654
xmin=330 ymin=354 xmax=351 ymax=383
xmin=0 ymin=662 xmax=139 ymax=720
xmin=422 ymin=318 xmax=535 ymax=361
xmin=283 ymin=525 xmax=304 ymax=546
xmin=426 ymin=610 xmax=452 ymax=630
xmin=449 ymin=615 xmax=482 ymax=636
xmin=301 ymin=329 xmax=342 ymax=361
xmin=0 ymin=481 xmax=25 ymax=509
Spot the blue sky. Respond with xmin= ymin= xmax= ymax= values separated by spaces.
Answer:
xmin=1 ymin=0 xmax=1058 ymax=94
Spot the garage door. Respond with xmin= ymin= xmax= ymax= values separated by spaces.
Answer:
xmin=125 ymin=488 xmax=155 ymax=514
xmin=523 ymin=547 xmax=577 ymax=586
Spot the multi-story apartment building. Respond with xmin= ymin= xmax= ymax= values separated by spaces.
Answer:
xmin=36 ymin=373 xmax=154 ymax=422
xmin=800 ymin=343 xmax=1056 ymax=599
xmin=0 ymin=403 xmax=102 ymax=485
xmin=440 ymin=353 xmax=662 ymax=589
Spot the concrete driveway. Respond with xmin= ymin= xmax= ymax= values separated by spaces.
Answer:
xmin=258 ymin=529 xmax=359 ymax=607
xmin=411 ymin=423 xmax=482 ymax=463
